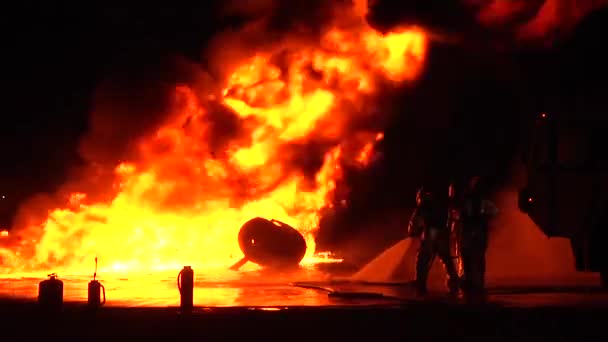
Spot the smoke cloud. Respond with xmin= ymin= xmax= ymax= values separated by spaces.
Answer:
xmin=0 ymin=0 xmax=433 ymax=273
xmin=5 ymin=0 xmax=604 ymax=279
xmin=366 ymin=0 xmax=608 ymax=45
xmin=469 ymin=0 xmax=608 ymax=42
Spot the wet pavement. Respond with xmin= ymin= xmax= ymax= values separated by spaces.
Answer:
xmin=1 ymin=268 xmax=607 ymax=340
xmin=1 ymin=292 xmax=607 ymax=341
xmin=1 ymin=267 xmax=607 ymax=308
xmin=0 ymin=266 xmax=343 ymax=307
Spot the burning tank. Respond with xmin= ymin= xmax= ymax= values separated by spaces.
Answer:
xmin=229 ymin=217 xmax=307 ymax=270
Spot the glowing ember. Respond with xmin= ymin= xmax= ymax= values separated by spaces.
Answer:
xmin=0 ymin=4 xmax=427 ymax=277
xmin=0 ymin=230 xmax=8 ymax=238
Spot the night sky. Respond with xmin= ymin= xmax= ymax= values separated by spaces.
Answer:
xmin=2 ymin=2 xmax=607 ymax=251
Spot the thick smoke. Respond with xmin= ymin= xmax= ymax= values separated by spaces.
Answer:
xmin=45 ymin=1 xmax=355 ymax=223
xmin=469 ymin=0 xmax=608 ymax=42
xmin=6 ymin=0 xmax=602 ymax=279
xmin=6 ymin=56 xmax=207 ymax=232
xmin=2 ymin=0 xmax=426 ymax=271
xmin=80 ymin=60 xmax=195 ymax=167
xmin=366 ymin=0 xmax=608 ymax=45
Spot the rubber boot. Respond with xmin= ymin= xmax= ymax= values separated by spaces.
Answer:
xmin=447 ymin=277 xmax=460 ymax=297
xmin=414 ymin=279 xmax=428 ymax=296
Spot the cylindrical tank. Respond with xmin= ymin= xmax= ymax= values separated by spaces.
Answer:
xmin=38 ymin=273 xmax=63 ymax=312
xmin=238 ymin=217 xmax=307 ymax=268
xmin=177 ymin=266 xmax=194 ymax=313
xmin=88 ymin=280 xmax=106 ymax=308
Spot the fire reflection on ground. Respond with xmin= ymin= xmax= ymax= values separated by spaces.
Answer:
xmin=0 ymin=265 xmax=348 ymax=307
xmin=1 ymin=265 xmax=606 ymax=308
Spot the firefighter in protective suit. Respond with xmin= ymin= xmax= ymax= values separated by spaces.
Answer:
xmin=455 ymin=176 xmax=499 ymax=297
xmin=407 ymin=186 xmax=460 ymax=295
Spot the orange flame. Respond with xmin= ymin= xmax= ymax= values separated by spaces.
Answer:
xmin=0 ymin=7 xmax=427 ymax=277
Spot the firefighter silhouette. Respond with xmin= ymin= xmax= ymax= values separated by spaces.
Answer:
xmin=407 ymin=185 xmax=460 ymax=295
xmin=454 ymin=176 xmax=498 ymax=297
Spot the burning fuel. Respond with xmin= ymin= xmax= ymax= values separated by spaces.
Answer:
xmin=0 ymin=1 xmax=427 ymax=277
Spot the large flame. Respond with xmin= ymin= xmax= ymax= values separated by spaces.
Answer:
xmin=0 ymin=5 xmax=427 ymax=276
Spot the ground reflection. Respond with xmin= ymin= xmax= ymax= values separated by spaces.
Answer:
xmin=0 ymin=264 xmax=337 ymax=307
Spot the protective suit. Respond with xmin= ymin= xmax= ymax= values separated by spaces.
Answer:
xmin=455 ymin=176 xmax=498 ymax=297
xmin=407 ymin=187 xmax=460 ymax=295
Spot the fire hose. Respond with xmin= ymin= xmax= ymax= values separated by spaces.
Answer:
xmin=289 ymin=281 xmax=410 ymax=301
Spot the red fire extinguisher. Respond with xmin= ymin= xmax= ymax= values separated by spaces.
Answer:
xmin=88 ymin=257 xmax=106 ymax=308
xmin=177 ymin=266 xmax=194 ymax=313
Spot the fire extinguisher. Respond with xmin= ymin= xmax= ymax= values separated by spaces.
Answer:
xmin=38 ymin=273 xmax=63 ymax=312
xmin=177 ymin=266 xmax=194 ymax=312
xmin=88 ymin=257 xmax=106 ymax=308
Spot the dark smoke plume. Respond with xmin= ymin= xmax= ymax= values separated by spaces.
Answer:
xmin=8 ymin=0 xmax=388 ymax=232
xmin=470 ymin=0 xmax=608 ymax=43
xmin=366 ymin=0 xmax=608 ymax=46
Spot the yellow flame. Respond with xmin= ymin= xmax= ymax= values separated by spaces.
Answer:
xmin=0 ymin=9 xmax=427 ymax=277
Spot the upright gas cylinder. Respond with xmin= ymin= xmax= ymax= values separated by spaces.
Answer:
xmin=38 ymin=273 xmax=63 ymax=312
xmin=177 ymin=266 xmax=194 ymax=312
xmin=88 ymin=257 xmax=106 ymax=308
